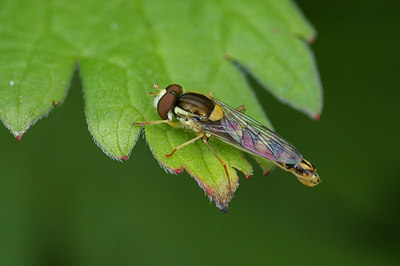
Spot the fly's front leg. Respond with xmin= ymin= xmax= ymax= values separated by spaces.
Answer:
xmin=202 ymin=137 xmax=233 ymax=194
xmin=165 ymin=133 xmax=204 ymax=158
xmin=133 ymin=119 xmax=180 ymax=128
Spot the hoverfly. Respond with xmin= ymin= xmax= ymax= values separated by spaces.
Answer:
xmin=134 ymin=84 xmax=320 ymax=192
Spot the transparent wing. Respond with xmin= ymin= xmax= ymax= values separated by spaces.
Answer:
xmin=198 ymin=100 xmax=302 ymax=164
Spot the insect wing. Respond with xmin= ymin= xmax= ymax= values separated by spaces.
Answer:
xmin=198 ymin=100 xmax=302 ymax=164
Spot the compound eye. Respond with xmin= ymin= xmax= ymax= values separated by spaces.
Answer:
xmin=166 ymin=84 xmax=183 ymax=95
xmin=157 ymin=85 xmax=182 ymax=120
xmin=157 ymin=93 xmax=175 ymax=120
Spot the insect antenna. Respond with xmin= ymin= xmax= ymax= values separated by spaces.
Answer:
xmin=148 ymin=83 xmax=163 ymax=95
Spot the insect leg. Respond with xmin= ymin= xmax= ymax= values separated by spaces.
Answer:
xmin=201 ymin=137 xmax=232 ymax=193
xmin=133 ymin=119 xmax=180 ymax=128
xmin=235 ymin=105 xmax=247 ymax=113
xmin=165 ymin=133 xmax=204 ymax=158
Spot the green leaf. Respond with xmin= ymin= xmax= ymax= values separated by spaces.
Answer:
xmin=222 ymin=0 xmax=322 ymax=117
xmin=0 ymin=0 xmax=322 ymax=211
xmin=0 ymin=1 xmax=76 ymax=138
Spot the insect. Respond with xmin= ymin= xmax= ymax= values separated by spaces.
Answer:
xmin=133 ymin=84 xmax=320 ymax=192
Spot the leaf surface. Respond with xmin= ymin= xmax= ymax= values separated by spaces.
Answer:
xmin=0 ymin=0 xmax=322 ymax=211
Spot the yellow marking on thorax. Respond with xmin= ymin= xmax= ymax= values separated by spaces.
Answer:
xmin=208 ymin=104 xmax=223 ymax=122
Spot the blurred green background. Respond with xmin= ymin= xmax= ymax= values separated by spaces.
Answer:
xmin=1 ymin=1 xmax=399 ymax=265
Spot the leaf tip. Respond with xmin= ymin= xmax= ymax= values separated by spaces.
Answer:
xmin=120 ymin=155 xmax=128 ymax=161
xmin=215 ymin=194 xmax=233 ymax=214
xmin=218 ymin=205 xmax=229 ymax=214
xmin=172 ymin=168 xmax=183 ymax=174
xmin=308 ymin=36 xmax=316 ymax=45
xmin=314 ymin=114 xmax=321 ymax=121
xmin=53 ymin=101 xmax=61 ymax=107
xmin=245 ymin=174 xmax=251 ymax=180
xmin=16 ymin=134 xmax=23 ymax=142
xmin=264 ymin=170 xmax=271 ymax=176
xmin=157 ymin=161 xmax=183 ymax=175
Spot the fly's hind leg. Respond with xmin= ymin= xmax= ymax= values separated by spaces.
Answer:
xmin=235 ymin=104 xmax=247 ymax=113
xmin=165 ymin=133 xmax=204 ymax=158
xmin=202 ymin=137 xmax=233 ymax=193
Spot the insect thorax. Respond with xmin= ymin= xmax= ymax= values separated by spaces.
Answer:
xmin=176 ymin=115 xmax=201 ymax=132
xmin=177 ymin=93 xmax=214 ymax=118
xmin=172 ymin=92 xmax=221 ymax=132
xmin=175 ymin=92 xmax=223 ymax=121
